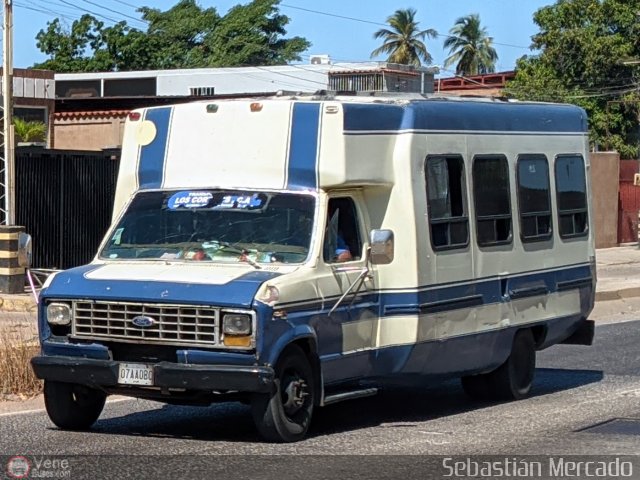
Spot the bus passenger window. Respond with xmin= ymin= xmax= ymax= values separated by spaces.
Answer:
xmin=425 ymin=155 xmax=469 ymax=250
xmin=517 ymin=155 xmax=552 ymax=242
xmin=555 ymin=155 xmax=588 ymax=238
xmin=473 ymin=155 xmax=512 ymax=246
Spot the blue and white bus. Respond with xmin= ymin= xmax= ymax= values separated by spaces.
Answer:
xmin=31 ymin=94 xmax=595 ymax=442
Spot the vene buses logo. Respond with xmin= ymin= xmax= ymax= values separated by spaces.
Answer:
xmin=6 ymin=456 xmax=30 ymax=479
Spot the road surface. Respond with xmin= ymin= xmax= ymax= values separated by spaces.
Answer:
xmin=1 ymin=318 xmax=639 ymax=478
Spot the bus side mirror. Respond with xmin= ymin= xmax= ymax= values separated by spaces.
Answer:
xmin=18 ymin=233 xmax=32 ymax=268
xmin=369 ymin=229 xmax=394 ymax=265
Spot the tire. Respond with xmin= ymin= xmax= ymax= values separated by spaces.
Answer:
xmin=43 ymin=381 xmax=106 ymax=430
xmin=461 ymin=374 xmax=491 ymax=401
xmin=486 ymin=329 xmax=536 ymax=400
xmin=251 ymin=345 xmax=315 ymax=442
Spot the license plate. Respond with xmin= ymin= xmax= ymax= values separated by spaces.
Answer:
xmin=117 ymin=363 xmax=154 ymax=386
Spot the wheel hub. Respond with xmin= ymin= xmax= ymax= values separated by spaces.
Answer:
xmin=282 ymin=377 xmax=308 ymax=415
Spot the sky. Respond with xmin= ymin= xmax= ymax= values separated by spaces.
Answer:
xmin=13 ymin=0 xmax=554 ymax=75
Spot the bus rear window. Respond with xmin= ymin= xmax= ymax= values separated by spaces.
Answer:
xmin=555 ymin=155 xmax=588 ymax=238
xmin=517 ymin=155 xmax=552 ymax=242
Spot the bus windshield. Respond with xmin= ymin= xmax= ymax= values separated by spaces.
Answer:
xmin=100 ymin=190 xmax=316 ymax=265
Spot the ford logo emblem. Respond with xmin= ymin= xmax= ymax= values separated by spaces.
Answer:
xmin=131 ymin=316 xmax=156 ymax=328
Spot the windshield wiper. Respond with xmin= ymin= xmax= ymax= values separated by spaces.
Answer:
xmin=215 ymin=242 xmax=262 ymax=270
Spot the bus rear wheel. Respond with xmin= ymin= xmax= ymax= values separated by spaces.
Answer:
xmin=488 ymin=329 xmax=536 ymax=400
xmin=251 ymin=345 xmax=315 ymax=442
xmin=461 ymin=329 xmax=536 ymax=401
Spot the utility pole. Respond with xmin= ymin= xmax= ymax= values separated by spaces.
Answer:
xmin=0 ymin=0 xmax=23 ymax=295
xmin=2 ymin=0 xmax=14 ymax=225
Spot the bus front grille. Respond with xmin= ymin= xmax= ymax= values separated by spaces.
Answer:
xmin=72 ymin=300 xmax=219 ymax=348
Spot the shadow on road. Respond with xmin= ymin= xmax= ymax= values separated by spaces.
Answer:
xmin=83 ymin=367 xmax=603 ymax=442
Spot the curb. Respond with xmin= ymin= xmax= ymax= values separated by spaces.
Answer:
xmin=595 ymin=287 xmax=640 ymax=302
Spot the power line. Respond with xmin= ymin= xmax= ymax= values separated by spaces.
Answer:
xmin=79 ymin=0 xmax=148 ymax=26
xmin=281 ymin=3 xmax=385 ymax=28
xmin=110 ymin=0 xmax=141 ymax=10
xmin=14 ymin=2 xmax=80 ymax=22
xmin=30 ymin=0 xmax=83 ymax=19
xmin=280 ymin=3 xmax=530 ymax=50
xmin=253 ymin=65 xmax=328 ymax=88
xmin=46 ymin=0 xmax=121 ymax=24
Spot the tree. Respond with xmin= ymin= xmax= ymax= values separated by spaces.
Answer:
xmin=371 ymin=8 xmax=437 ymax=66
xmin=443 ymin=14 xmax=497 ymax=76
xmin=507 ymin=0 xmax=640 ymax=158
xmin=34 ymin=15 xmax=136 ymax=72
xmin=136 ymin=0 xmax=220 ymax=69
xmin=34 ymin=0 xmax=310 ymax=72
xmin=205 ymin=0 xmax=310 ymax=66
xmin=14 ymin=118 xmax=47 ymax=143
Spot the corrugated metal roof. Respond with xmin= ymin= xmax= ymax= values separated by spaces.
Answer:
xmin=330 ymin=68 xmax=420 ymax=77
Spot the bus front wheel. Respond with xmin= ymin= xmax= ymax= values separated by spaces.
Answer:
xmin=43 ymin=380 xmax=106 ymax=430
xmin=251 ymin=345 xmax=315 ymax=442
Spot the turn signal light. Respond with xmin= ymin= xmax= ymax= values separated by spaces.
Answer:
xmin=223 ymin=335 xmax=252 ymax=347
xmin=128 ymin=112 xmax=142 ymax=121
xmin=250 ymin=102 xmax=263 ymax=112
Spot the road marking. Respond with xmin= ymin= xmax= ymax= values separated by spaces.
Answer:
xmin=0 ymin=397 xmax=135 ymax=418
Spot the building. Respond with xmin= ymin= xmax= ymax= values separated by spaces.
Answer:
xmin=52 ymin=62 xmax=437 ymax=151
xmin=4 ymin=69 xmax=55 ymax=145
xmin=434 ymin=71 xmax=515 ymax=97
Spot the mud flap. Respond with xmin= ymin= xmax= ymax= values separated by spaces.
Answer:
xmin=560 ymin=319 xmax=594 ymax=346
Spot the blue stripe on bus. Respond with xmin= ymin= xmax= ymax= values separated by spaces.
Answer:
xmin=342 ymin=102 xmax=588 ymax=133
xmin=138 ymin=107 xmax=173 ymax=189
xmin=277 ymin=263 xmax=593 ymax=315
xmin=286 ymin=103 xmax=321 ymax=190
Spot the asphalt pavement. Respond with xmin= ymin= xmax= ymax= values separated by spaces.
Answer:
xmin=0 ymin=319 xmax=639 ymax=479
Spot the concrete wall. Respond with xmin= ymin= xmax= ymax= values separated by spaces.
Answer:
xmin=53 ymin=114 xmax=125 ymax=151
xmin=590 ymin=151 xmax=620 ymax=248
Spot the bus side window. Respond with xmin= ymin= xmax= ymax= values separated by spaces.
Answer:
xmin=555 ymin=155 xmax=589 ymax=238
xmin=473 ymin=155 xmax=512 ymax=246
xmin=425 ymin=155 xmax=469 ymax=250
xmin=517 ymin=155 xmax=552 ymax=242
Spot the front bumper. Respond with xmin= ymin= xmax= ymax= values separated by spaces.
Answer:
xmin=31 ymin=355 xmax=275 ymax=393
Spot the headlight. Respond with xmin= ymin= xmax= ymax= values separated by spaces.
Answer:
xmin=47 ymin=303 xmax=71 ymax=326
xmin=222 ymin=313 xmax=252 ymax=335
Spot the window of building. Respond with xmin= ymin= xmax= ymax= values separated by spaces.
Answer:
xmin=190 ymin=86 xmax=216 ymax=96
xmin=14 ymin=107 xmax=47 ymax=124
xmin=517 ymin=155 xmax=552 ymax=242
xmin=425 ymin=155 xmax=469 ymax=250
xmin=555 ymin=155 xmax=588 ymax=238
xmin=55 ymin=80 xmax=101 ymax=98
xmin=323 ymin=197 xmax=362 ymax=263
xmin=473 ymin=155 xmax=512 ymax=246
xmin=103 ymin=78 xmax=157 ymax=97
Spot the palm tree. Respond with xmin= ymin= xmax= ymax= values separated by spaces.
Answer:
xmin=371 ymin=8 xmax=437 ymax=66
xmin=14 ymin=118 xmax=47 ymax=143
xmin=443 ymin=14 xmax=498 ymax=76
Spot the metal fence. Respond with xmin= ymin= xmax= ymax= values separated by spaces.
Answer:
xmin=16 ymin=147 xmax=120 ymax=270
